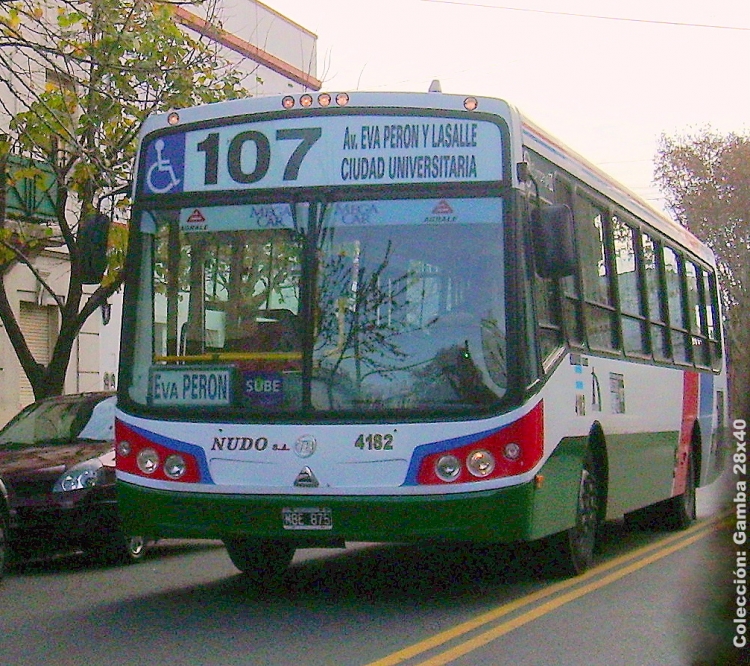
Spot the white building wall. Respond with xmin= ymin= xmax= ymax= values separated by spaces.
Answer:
xmin=218 ymin=0 xmax=318 ymax=94
xmin=175 ymin=0 xmax=319 ymax=96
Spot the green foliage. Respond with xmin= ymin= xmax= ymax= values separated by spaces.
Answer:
xmin=654 ymin=128 xmax=750 ymax=306
xmin=5 ymin=0 xmax=247 ymax=207
xmin=0 ymin=0 xmax=251 ymax=398
xmin=654 ymin=127 xmax=750 ymax=421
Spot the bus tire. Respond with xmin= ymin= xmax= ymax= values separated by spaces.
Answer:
xmin=661 ymin=449 xmax=697 ymax=530
xmin=548 ymin=447 xmax=601 ymax=576
xmin=223 ymin=538 xmax=295 ymax=582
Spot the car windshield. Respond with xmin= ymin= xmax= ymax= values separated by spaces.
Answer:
xmin=0 ymin=396 xmax=114 ymax=448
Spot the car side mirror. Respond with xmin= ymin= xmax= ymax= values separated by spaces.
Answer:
xmin=531 ymin=204 xmax=576 ymax=279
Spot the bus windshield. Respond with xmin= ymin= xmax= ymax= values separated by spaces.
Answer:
xmin=126 ymin=196 xmax=507 ymax=417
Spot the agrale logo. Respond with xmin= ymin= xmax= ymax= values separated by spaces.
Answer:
xmin=294 ymin=434 xmax=317 ymax=458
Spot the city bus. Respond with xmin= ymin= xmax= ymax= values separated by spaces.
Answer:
xmin=112 ymin=88 xmax=727 ymax=580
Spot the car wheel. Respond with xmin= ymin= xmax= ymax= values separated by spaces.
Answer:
xmin=123 ymin=535 xmax=148 ymax=561
xmin=223 ymin=538 xmax=295 ymax=583
xmin=87 ymin=531 xmax=150 ymax=565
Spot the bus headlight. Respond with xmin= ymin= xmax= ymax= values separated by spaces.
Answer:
xmin=435 ymin=455 xmax=461 ymax=482
xmin=115 ymin=421 xmax=203 ymax=484
xmin=137 ymin=448 xmax=160 ymax=475
xmin=413 ymin=402 xmax=544 ymax=485
xmin=467 ymin=449 xmax=495 ymax=477
xmin=164 ymin=454 xmax=188 ymax=480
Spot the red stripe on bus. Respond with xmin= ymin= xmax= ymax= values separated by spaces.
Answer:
xmin=672 ymin=372 xmax=699 ymax=496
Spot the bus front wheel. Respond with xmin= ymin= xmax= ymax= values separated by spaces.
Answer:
xmin=223 ymin=538 xmax=295 ymax=582
xmin=548 ymin=448 xmax=601 ymax=576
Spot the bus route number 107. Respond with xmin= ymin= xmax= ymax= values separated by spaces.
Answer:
xmin=196 ymin=127 xmax=322 ymax=186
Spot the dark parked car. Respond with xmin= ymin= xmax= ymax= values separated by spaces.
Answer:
xmin=0 ymin=392 xmax=148 ymax=565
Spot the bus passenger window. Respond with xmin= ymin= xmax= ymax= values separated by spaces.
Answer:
xmin=704 ymin=272 xmax=723 ymax=368
xmin=534 ymin=276 xmax=563 ymax=362
xmin=663 ymin=246 xmax=691 ymax=364
xmin=685 ymin=261 xmax=709 ymax=367
xmin=613 ymin=216 xmax=648 ymax=356
xmin=642 ymin=234 xmax=670 ymax=360
xmin=554 ymin=179 xmax=583 ymax=347
xmin=575 ymin=195 xmax=616 ymax=350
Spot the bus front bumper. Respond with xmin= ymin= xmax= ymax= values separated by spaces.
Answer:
xmin=116 ymin=481 xmax=541 ymax=545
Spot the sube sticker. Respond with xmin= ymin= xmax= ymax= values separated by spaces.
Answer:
xmin=243 ymin=372 xmax=284 ymax=407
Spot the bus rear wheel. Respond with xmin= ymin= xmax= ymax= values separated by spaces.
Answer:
xmin=657 ymin=450 xmax=696 ymax=530
xmin=223 ymin=538 xmax=295 ymax=583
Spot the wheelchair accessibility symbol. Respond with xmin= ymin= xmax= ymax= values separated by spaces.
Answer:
xmin=145 ymin=135 xmax=185 ymax=194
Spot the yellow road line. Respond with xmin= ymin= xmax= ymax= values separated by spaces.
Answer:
xmin=415 ymin=528 xmax=714 ymax=666
xmin=364 ymin=516 xmax=725 ymax=666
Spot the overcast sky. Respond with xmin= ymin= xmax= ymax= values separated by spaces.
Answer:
xmin=268 ymin=0 xmax=750 ymax=213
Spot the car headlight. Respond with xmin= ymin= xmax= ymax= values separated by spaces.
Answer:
xmin=53 ymin=459 xmax=105 ymax=493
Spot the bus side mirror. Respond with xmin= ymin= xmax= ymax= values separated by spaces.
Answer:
xmin=79 ymin=212 xmax=111 ymax=284
xmin=531 ymin=204 xmax=576 ymax=279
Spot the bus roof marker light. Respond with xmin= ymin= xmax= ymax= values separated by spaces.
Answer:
xmin=282 ymin=96 xmax=295 ymax=109
xmin=318 ymin=93 xmax=332 ymax=107
xmin=167 ymin=111 xmax=180 ymax=125
xmin=336 ymin=92 xmax=350 ymax=106
xmin=300 ymin=94 xmax=313 ymax=107
xmin=463 ymin=97 xmax=479 ymax=111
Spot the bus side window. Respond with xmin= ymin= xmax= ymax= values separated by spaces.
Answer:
xmin=554 ymin=179 xmax=584 ymax=347
xmin=641 ymin=233 xmax=670 ymax=361
xmin=685 ymin=261 xmax=710 ymax=368
xmin=704 ymin=271 xmax=723 ymax=369
xmin=529 ymin=201 xmax=564 ymax=362
xmin=613 ymin=215 xmax=649 ymax=356
xmin=574 ymin=193 xmax=617 ymax=351
xmin=663 ymin=245 xmax=691 ymax=364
